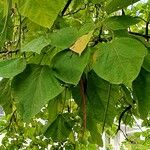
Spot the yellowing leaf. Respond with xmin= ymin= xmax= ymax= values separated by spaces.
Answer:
xmin=70 ymin=31 xmax=93 ymax=55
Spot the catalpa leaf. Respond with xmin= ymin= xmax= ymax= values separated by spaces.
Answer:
xmin=133 ymin=69 xmax=150 ymax=119
xmin=0 ymin=78 xmax=12 ymax=114
xmin=93 ymin=37 xmax=147 ymax=86
xmin=71 ymin=71 xmax=121 ymax=126
xmin=0 ymin=58 xmax=26 ymax=78
xmin=48 ymin=27 xmax=79 ymax=49
xmin=70 ymin=31 xmax=93 ymax=55
xmin=105 ymin=0 xmax=140 ymax=14
xmin=143 ymin=53 xmax=150 ymax=72
xmin=45 ymin=114 xmax=74 ymax=141
xmin=12 ymin=64 xmax=64 ymax=121
xmin=104 ymin=15 xmax=141 ymax=30
xmin=87 ymin=116 xmax=103 ymax=146
xmin=19 ymin=0 xmax=67 ymax=28
xmin=52 ymin=49 xmax=90 ymax=85
xmin=21 ymin=36 xmax=49 ymax=54
xmin=86 ymin=71 xmax=121 ymax=125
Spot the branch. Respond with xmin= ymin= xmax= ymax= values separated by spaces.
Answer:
xmin=0 ymin=110 xmax=16 ymax=134
xmin=116 ymin=105 xmax=132 ymax=133
xmin=64 ymin=4 xmax=87 ymax=16
xmin=129 ymin=31 xmax=150 ymax=39
xmin=61 ymin=0 xmax=72 ymax=16
xmin=0 ymin=49 xmax=19 ymax=54
xmin=145 ymin=21 xmax=149 ymax=42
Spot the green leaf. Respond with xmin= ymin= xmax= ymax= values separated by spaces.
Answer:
xmin=105 ymin=0 xmax=140 ymax=14
xmin=0 ymin=58 xmax=26 ymax=78
xmin=89 ymin=0 xmax=105 ymax=4
xmin=86 ymin=71 xmax=121 ymax=125
xmin=0 ymin=78 xmax=12 ymax=114
xmin=19 ymin=0 xmax=67 ymax=28
xmin=87 ymin=117 xmax=103 ymax=146
xmin=72 ymin=71 xmax=121 ymax=126
xmin=0 ymin=2 xmax=13 ymax=49
xmin=48 ymin=27 xmax=79 ymax=49
xmin=121 ymin=85 xmax=133 ymax=105
xmin=143 ymin=53 xmax=150 ymax=72
xmin=0 ymin=78 xmax=11 ymax=105
xmin=45 ymin=114 xmax=74 ymax=141
xmin=52 ymin=49 xmax=90 ymax=85
xmin=21 ymin=36 xmax=49 ymax=54
xmin=133 ymin=69 xmax=150 ymax=119
xmin=104 ymin=15 xmax=141 ymax=30
xmin=93 ymin=37 xmax=147 ymax=86
xmin=12 ymin=64 xmax=64 ymax=121
xmin=48 ymin=94 xmax=64 ymax=124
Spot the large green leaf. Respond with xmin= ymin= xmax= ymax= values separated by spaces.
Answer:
xmin=93 ymin=37 xmax=147 ymax=86
xmin=133 ymin=69 xmax=150 ymax=119
xmin=47 ymin=93 xmax=64 ymax=124
xmin=0 ymin=78 xmax=12 ymax=114
xmin=12 ymin=64 xmax=64 ymax=121
xmin=0 ymin=58 xmax=26 ymax=78
xmin=72 ymin=71 xmax=121 ymax=126
xmin=21 ymin=36 xmax=49 ymax=54
xmin=45 ymin=114 xmax=74 ymax=141
xmin=105 ymin=0 xmax=140 ymax=14
xmin=86 ymin=71 xmax=121 ymax=125
xmin=52 ymin=49 xmax=90 ymax=85
xmin=0 ymin=1 xmax=13 ymax=49
xmin=104 ymin=15 xmax=140 ymax=30
xmin=143 ymin=53 xmax=150 ymax=72
xmin=87 ymin=117 xmax=103 ymax=146
xmin=0 ymin=78 xmax=11 ymax=105
xmin=48 ymin=27 xmax=79 ymax=49
xmin=19 ymin=0 xmax=67 ymax=28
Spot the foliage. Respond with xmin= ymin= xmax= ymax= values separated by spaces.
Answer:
xmin=121 ymin=129 xmax=150 ymax=150
xmin=0 ymin=0 xmax=150 ymax=149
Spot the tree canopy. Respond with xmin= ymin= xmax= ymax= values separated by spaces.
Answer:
xmin=0 ymin=0 xmax=150 ymax=149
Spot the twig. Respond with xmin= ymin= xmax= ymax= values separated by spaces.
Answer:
xmin=64 ymin=4 xmax=87 ymax=16
xmin=119 ymin=128 xmax=135 ymax=143
xmin=129 ymin=31 xmax=150 ymax=39
xmin=116 ymin=105 xmax=132 ymax=133
xmin=0 ymin=110 xmax=16 ymax=134
xmin=0 ymin=49 xmax=19 ymax=54
xmin=61 ymin=0 xmax=72 ymax=16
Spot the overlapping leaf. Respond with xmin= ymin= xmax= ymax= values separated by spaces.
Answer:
xmin=21 ymin=36 xmax=49 ymax=54
xmin=104 ymin=15 xmax=141 ymax=30
xmin=45 ymin=114 xmax=74 ymax=141
xmin=19 ymin=0 xmax=67 ymax=28
xmin=0 ymin=78 xmax=12 ymax=114
xmin=87 ymin=117 xmax=103 ymax=146
xmin=52 ymin=49 xmax=90 ymax=85
xmin=133 ymin=69 xmax=150 ymax=119
xmin=12 ymin=64 xmax=64 ymax=121
xmin=93 ymin=37 xmax=147 ymax=86
xmin=70 ymin=31 xmax=93 ymax=55
xmin=143 ymin=53 xmax=150 ymax=72
xmin=0 ymin=58 xmax=26 ymax=78
xmin=86 ymin=71 xmax=121 ymax=125
xmin=105 ymin=0 xmax=140 ymax=14
xmin=48 ymin=27 xmax=79 ymax=49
